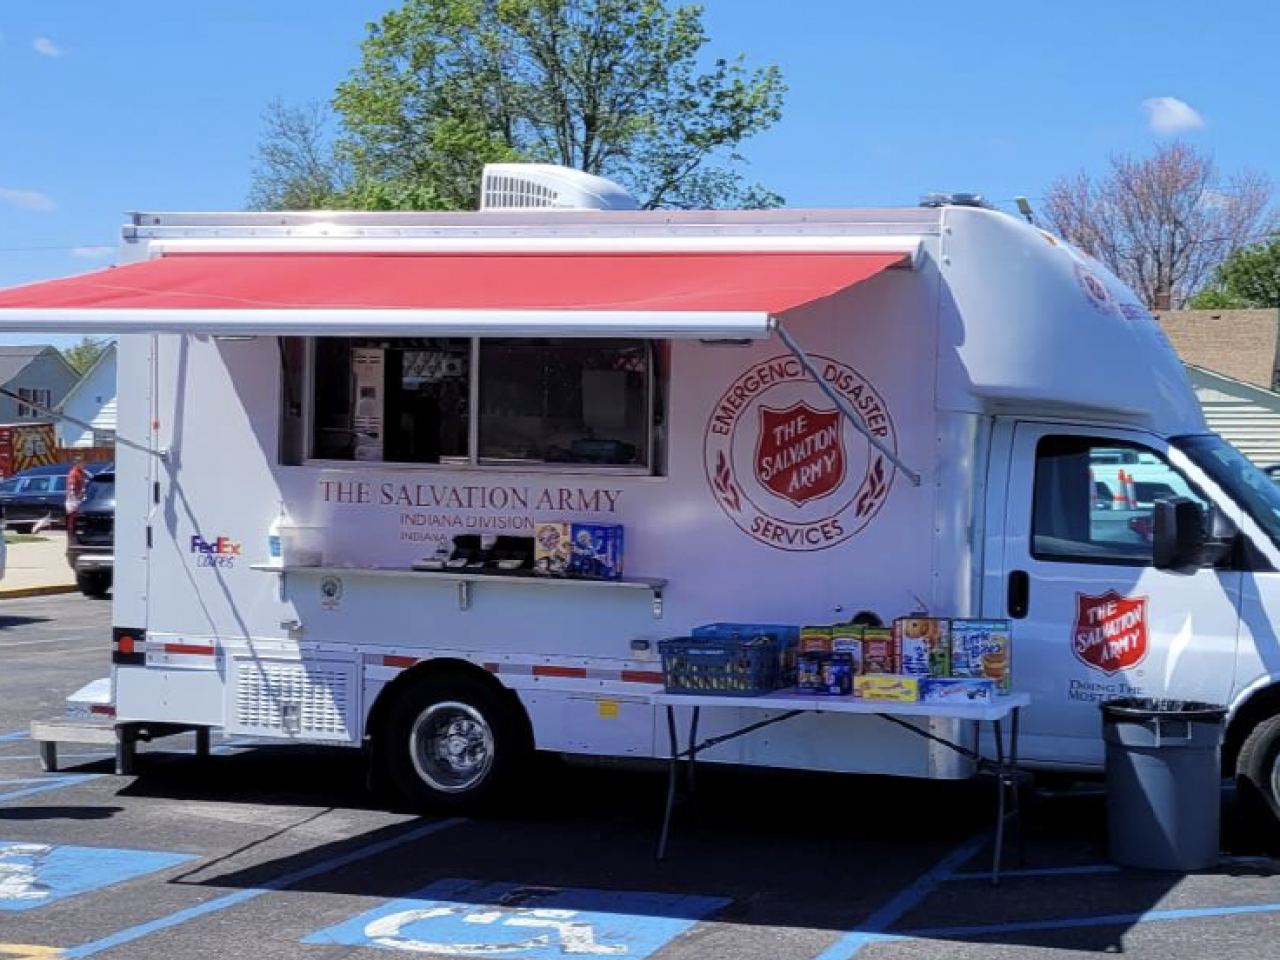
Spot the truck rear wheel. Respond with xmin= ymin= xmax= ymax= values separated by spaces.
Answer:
xmin=381 ymin=672 xmax=528 ymax=813
xmin=1235 ymin=714 xmax=1280 ymax=848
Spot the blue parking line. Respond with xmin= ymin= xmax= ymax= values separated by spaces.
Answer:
xmin=949 ymin=864 xmax=1120 ymax=881
xmin=0 ymin=730 xmax=29 ymax=742
xmin=0 ymin=774 xmax=103 ymax=803
xmin=901 ymin=900 xmax=1280 ymax=939
xmin=810 ymin=829 xmax=991 ymax=960
xmin=62 ymin=817 xmax=466 ymax=958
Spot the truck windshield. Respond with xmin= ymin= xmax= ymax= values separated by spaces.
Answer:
xmin=1175 ymin=435 xmax=1280 ymax=550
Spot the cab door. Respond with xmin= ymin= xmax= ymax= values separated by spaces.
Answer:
xmin=996 ymin=421 xmax=1243 ymax=767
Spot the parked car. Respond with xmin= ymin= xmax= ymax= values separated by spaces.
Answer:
xmin=66 ymin=467 xmax=113 ymax=597
xmin=0 ymin=461 xmax=109 ymax=532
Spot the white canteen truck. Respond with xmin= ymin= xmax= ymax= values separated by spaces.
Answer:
xmin=6 ymin=164 xmax=1280 ymax=830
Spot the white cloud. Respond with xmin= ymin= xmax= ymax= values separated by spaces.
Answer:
xmin=0 ymin=187 xmax=56 ymax=213
xmin=1143 ymin=96 xmax=1204 ymax=134
xmin=32 ymin=36 xmax=65 ymax=57
xmin=70 ymin=246 xmax=114 ymax=259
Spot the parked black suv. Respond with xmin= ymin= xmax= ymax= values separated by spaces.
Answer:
xmin=67 ymin=468 xmax=113 ymax=597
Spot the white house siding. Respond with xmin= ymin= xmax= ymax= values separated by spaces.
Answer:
xmin=58 ymin=345 xmax=117 ymax=448
xmin=1189 ymin=366 xmax=1280 ymax=466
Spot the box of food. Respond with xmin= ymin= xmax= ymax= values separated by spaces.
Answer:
xmin=799 ymin=625 xmax=834 ymax=654
xmin=797 ymin=652 xmax=854 ymax=696
xmin=831 ymin=625 xmax=864 ymax=674
xmin=920 ymin=677 xmax=996 ymax=704
xmin=567 ymin=523 xmax=624 ymax=580
xmin=893 ymin=617 xmax=951 ymax=678
xmin=533 ymin=523 xmax=570 ymax=575
xmin=950 ymin=619 xmax=1012 ymax=693
xmin=854 ymin=674 xmax=919 ymax=702
xmin=861 ymin=627 xmax=896 ymax=674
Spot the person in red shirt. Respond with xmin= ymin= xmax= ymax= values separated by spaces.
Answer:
xmin=64 ymin=458 xmax=86 ymax=529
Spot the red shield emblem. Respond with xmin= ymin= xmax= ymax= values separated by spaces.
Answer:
xmin=755 ymin=403 xmax=846 ymax=507
xmin=1073 ymin=591 xmax=1149 ymax=675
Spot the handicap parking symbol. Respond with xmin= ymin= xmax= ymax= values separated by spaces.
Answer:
xmin=304 ymin=879 xmax=729 ymax=958
xmin=0 ymin=841 xmax=193 ymax=911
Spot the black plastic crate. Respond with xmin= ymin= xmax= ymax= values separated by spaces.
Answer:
xmin=658 ymin=635 xmax=781 ymax=697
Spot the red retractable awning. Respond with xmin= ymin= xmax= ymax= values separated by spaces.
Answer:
xmin=0 ymin=249 xmax=907 ymax=338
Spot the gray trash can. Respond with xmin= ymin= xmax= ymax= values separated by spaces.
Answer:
xmin=1101 ymin=698 xmax=1227 ymax=871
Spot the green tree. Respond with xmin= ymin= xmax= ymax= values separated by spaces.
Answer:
xmin=249 ymin=0 xmax=785 ymax=211
xmin=1189 ymin=237 xmax=1280 ymax=309
xmin=60 ymin=337 xmax=107 ymax=375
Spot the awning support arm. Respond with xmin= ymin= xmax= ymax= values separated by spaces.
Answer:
xmin=773 ymin=320 xmax=922 ymax=487
xmin=0 ymin=386 xmax=160 ymax=459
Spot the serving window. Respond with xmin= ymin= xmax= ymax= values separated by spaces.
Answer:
xmin=283 ymin=336 xmax=664 ymax=472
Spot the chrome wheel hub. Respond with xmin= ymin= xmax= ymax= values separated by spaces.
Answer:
xmin=409 ymin=701 xmax=494 ymax=793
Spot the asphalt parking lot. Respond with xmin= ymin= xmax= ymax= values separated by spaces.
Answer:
xmin=3 ymin=594 xmax=1280 ymax=959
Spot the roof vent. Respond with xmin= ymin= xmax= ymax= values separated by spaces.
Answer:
xmin=919 ymin=192 xmax=988 ymax=209
xmin=480 ymin=163 xmax=639 ymax=212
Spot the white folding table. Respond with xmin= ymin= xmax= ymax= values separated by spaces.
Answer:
xmin=651 ymin=690 xmax=1031 ymax=883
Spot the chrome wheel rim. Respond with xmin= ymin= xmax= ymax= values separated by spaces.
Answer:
xmin=408 ymin=701 xmax=494 ymax=793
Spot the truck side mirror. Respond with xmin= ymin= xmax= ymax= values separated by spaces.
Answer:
xmin=1153 ymin=497 xmax=1234 ymax=572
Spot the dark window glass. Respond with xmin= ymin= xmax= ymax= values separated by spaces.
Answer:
xmin=478 ymin=339 xmax=649 ymax=466
xmin=83 ymin=475 xmax=114 ymax=503
xmin=1032 ymin=437 xmax=1206 ymax=565
xmin=23 ymin=477 xmax=52 ymax=493
xmin=311 ymin=338 xmax=470 ymax=463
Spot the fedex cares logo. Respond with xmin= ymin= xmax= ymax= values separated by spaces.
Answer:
xmin=1073 ymin=590 xmax=1148 ymax=674
xmin=190 ymin=534 xmax=241 ymax=569
xmin=704 ymin=355 xmax=896 ymax=551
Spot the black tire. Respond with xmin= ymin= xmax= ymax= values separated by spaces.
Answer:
xmin=1236 ymin=714 xmax=1280 ymax=850
xmin=76 ymin=571 xmax=111 ymax=598
xmin=380 ymin=672 xmax=529 ymax=813
xmin=8 ymin=522 xmax=35 ymax=535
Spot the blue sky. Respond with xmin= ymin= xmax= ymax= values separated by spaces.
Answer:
xmin=0 ymin=1 xmax=1274 ymax=346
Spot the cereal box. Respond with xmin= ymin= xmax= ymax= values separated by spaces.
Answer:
xmin=861 ymin=627 xmax=896 ymax=674
xmin=799 ymin=625 xmax=834 ymax=654
xmin=797 ymin=652 xmax=854 ymax=695
xmin=893 ymin=617 xmax=951 ymax=678
xmin=854 ymin=674 xmax=919 ymax=702
xmin=920 ymin=678 xmax=995 ymax=704
xmin=950 ymin=619 xmax=1012 ymax=693
xmin=533 ymin=523 xmax=570 ymax=575
xmin=831 ymin=625 xmax=864 ymax=674
xmin=567 ymin=523 xmax=624 ymax=580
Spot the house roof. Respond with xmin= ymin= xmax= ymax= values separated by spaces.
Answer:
xmin=55 ymin=341 xmax=116 ymax=413
xmin=0 ymin=345 xmax=56 ymax=385
xmin=1154 ymin=309 xmax=1280 ymax=391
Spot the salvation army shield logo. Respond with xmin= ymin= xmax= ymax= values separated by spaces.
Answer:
xmin=755 ymin=403 xmax=846 ymax=507
xmin=1073 ymin=590 xmax=1149 ymax=675
xmin=704 ymin=354 xmax=896 ymax=551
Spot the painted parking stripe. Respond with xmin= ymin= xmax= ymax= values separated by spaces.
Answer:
xmin=810 ymin=829 xmax=990 ymax=960
xmin=0 ymin=842 xmax=194 ymax=911
xmin=0 ymin=732 xmax=28 ymax=743
xmin=303 ymin=879 xmax=729 ymax=958
xmin=948 ymin=864 xmax=1120 ymax=881
xmin=901 ymin=899 xmax=1280 ymax=938
xmin=61 ymin=817 xmax=465 ymax=958
xmin=0 ymin=776 xmax=103 ymax=804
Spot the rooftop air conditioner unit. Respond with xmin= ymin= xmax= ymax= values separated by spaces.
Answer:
xmin=479 ymin=163 xmax=639 ymax=212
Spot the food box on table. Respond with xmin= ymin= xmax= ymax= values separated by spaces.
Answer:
xmin=892 ymin=617 xmax=951 ymax=678
xmin=949 ymin=619 xmax=1012 ymax=693
xmin=861 ymin=627 xmax=896 ymax=674
xmin=797 ymin=652 xmax=854 ymax=695
xmin=920 ymin=677 xmax=996 ymax=704
xmin=854 ymin=674 xmax=919 ymax=702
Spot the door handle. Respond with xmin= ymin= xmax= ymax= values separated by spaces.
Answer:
xmin=1008 ymin=570 xmax=1030 ymax=619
